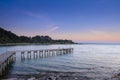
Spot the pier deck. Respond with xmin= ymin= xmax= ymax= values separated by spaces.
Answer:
xmin=0 ymin=51 xmax=15 ymax=65
xmin=0 ymin=51 xmax=16 ymax=77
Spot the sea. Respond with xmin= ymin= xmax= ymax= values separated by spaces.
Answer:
xmin=0 ymin=44 xmax=120 ymax=79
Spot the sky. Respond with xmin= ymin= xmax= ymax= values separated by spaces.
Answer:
xmin=0 ymin=0 xmax=120 ymax=43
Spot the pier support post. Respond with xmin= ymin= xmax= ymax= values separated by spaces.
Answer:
xmin=21 ymin=52 xmax=25 ymax=59
xmin=0 ymin=65 xmax=2 ymax=76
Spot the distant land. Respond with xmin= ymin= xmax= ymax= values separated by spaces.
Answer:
xmin=78 ymin=42 xmax=120 ymax=45
xmin=0 ymin=27 xmax=74 ymax=45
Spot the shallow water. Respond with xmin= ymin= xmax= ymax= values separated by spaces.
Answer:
xmin=0 ymin=44 xmax=120 ymax=79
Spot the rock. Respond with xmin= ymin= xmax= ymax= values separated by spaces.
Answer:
xmin=117 ymin=73 xmax=120 ymax=76
xmin=27 ymin=77 xmax=36 ymax=80
xmin=74 ymin=77 xmax=78 ymax=79
xmin=46 ymin=76 xmax=60 ymax=80
xmin=3 ymin=78 xmax=17 ymax=80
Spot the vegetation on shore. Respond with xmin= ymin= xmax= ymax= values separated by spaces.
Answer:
xmin=0 ymin=27 xmax=74 ymax=45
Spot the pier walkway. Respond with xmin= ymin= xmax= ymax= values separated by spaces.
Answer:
xmin=0 ymin=51 xmax=16 ymax=76
xmin=0 ymin=48 xmax=73 ymax=77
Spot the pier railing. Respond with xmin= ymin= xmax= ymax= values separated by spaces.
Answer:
xmin=0 ymin=48 xmax=73 ymax=77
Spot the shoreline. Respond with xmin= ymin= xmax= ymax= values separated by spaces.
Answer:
xmin=0 ymin=43 xmax=76 ymax=46
xmin=3 ymin=72 xmax=92 ymax=80
xmin=2 ymin=71 xmax=119 ymax=80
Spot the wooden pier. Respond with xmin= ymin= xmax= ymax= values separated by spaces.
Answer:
xmin=0 ymin=51 xmax=16 ymax=77
xmin=0 ymin=48 xmax=73 ymax=77
xmin=20 ymin=48 xmax=73 ymax=59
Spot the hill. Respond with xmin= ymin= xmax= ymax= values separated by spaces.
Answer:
xmin=0 ymin=27 xmax=74 ymax=44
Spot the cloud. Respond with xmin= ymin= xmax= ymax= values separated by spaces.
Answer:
xmin=44 ymin=25 xmax=59 ymax=34
xmin=89 ymin=30 xmax=109 ymax=36
xmin=21 ymin=10 xmax=59 ymax=35
xmin=23 ymin=11 xmax=44 ymax=18
xmin=49 ymin=25 xmax=59 ymax=32
xmin=21 ymin=10 xmax=56 ymax=25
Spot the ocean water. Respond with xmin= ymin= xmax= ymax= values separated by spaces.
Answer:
xmin=0 ymin=44 xmax=120 ymax=79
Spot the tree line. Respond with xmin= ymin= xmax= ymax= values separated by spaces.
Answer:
xmin=0 ymin=27 xmax=74 ymax=44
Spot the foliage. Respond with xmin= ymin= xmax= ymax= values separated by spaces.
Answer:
xmin=0 ymin=27 xmax=74 ymax=44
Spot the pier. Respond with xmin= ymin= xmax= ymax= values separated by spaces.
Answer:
xmin=0 ymin=51 xmax=16 ymax=77
xmin=20 ymin=48 xmax=73 ymax=59
xmin=18 ymin=48 xmax=73 ymax=60
xmin=0 ymin=48 xmax=73 ymax=77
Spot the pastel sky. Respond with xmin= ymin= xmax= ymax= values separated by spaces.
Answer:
xmin=0 ymin=0 xmax=120 ymax=43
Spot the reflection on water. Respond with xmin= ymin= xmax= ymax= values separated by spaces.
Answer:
xmin=0 ymin=44 xmax=120 ymax=79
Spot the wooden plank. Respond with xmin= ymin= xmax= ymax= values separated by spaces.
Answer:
xmin=0 ymin=51 xmax=15 ymax=66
